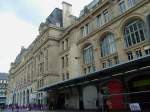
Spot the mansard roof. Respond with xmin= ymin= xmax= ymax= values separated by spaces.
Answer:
xmin=46 ymin=8 xmax=63 ymax=27
xmin=80 ymin=0 xmax=101 ymax=17
xmin=14 ymin=46 xmax=27 ymax=64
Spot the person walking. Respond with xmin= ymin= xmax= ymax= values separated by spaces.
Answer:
xmin=98 ymin=89 xmax=109 ymax=112
xmin=98 ymin=90 xmax=104 ymax=112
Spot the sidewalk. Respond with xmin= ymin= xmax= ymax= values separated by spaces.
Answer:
xmin=3 ymin=109 xmax=97 ymax=112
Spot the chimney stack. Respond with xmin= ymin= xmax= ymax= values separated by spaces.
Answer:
xmin=62 ymin=1 xmax=72 ymax=28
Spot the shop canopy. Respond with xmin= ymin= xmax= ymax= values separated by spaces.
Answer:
xmin=38 ymin=55 xmax=150 ymax=91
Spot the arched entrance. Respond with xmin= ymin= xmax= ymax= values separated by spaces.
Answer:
xmin=83 ymin=85 xmax=97 ymax=110
xmin=128 ymin=75 xmax=150 ymax=111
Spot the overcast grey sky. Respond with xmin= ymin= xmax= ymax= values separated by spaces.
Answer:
xmin=0 ymin=0 xmax=93 ymax=73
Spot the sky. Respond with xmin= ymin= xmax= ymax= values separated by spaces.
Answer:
xmin=0 ymin=0 xmax=93 ymax=73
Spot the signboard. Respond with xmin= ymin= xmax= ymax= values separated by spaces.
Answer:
xmin=129 ymin=103 xmax=141 ymax=111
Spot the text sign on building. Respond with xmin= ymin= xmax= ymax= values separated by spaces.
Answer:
xmin=129 ymin=103 xmax=141 ymax=111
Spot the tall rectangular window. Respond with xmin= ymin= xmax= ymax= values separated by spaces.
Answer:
xmin=81 ymin=27 xmax=84 ymax=37
xmin=102 ymin=62 xmax=106 ymax=68
xmin=85 ymin=23 xmax=89 ymax=36
xmin=39 ymin=62 xmax=44 ymax=73
xmin=128 ymin=0 xmax=136 ymax=8
xmin=83 ymin=45 xmax=95 ymax=74
xmin=66 ymin=55 xmax=69 ymax=67
xmin=66 ymin=38 xmax=69 ymax=49
xmin=62 ymin=57 xmax=64 ymax=68
xmin=119 ymin=0 xmax=126 ymax=14
xmin=147 ymin=15 xmax=150 ymax=37
xmin=136 ymin=50 xmax=142 ymax=58
xmin=45 ymin=49 xmax=48 ymax=71
xmin=127 ymin=52 xmax=134 ymax=60
xmin=62 ymin=41 xmax=65 ymax=50
xmin=145 ymin=49 xmax=150 ymax=55
xmin=107 ymin=59 xmax=113 ymax=67
xmin=96 ymin=14 xmax=103 ymax=27
xmin=89 ymin=22 xmax=92 ymax=33
xmin=83 ymin=45 xmax=94 ymax=64
xmin=103 ymin=9 xmax=110 ymax=23
xmin=42 ymin=79 xmax=44 ymax=87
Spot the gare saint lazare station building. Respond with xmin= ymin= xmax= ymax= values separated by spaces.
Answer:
xmin=7 ymin=0 xmax=150 ymax=111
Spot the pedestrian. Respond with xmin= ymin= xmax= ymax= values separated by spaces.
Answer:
xmin=98 ymin=89 xmax=109 ymax=112
xmin=16 ymin=104 xmax=19 ymax=112
xmin=98 ymin=90 xmax=104 ymax=112
xmin=104 ymin=97 xmax=109 ymax=112
xmin=11 ymin=104 xmax=14 ymax=111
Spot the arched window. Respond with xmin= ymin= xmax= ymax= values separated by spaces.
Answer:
xmin=101 ymin=33 xmax=116 ymax=57
xmin=124 ymin=19 xmax=146 ymax=47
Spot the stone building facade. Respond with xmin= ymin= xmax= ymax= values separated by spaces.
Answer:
xmin=7 ymin=0 xmax=150 ymax=111
xmin=0 ymin=73 xmax=8 ymax=107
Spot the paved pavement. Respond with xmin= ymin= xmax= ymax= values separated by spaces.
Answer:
xmin=1 ymin=109 xmax=97 ymax=112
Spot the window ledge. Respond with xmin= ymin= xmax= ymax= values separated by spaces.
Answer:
xmin=100 ymin=52 xmax=118 ymax=61
xmin=82 ymin=63 xmax=95 ymax=68
xmin=124 ymin=40 xmax=150 ymax=52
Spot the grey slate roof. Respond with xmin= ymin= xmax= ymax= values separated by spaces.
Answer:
xmin=80 ymin=0 xmax=100 ymax=17
xmin=14 ymin=47 xmax=27 ymax=64
xmin=46 ymin=8 xmax=63 ymax=27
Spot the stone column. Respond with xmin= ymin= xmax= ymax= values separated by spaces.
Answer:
xmin=20 ymin=92 xmax=22 ymax=106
